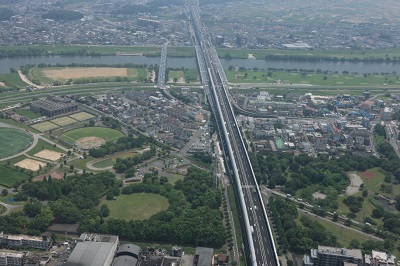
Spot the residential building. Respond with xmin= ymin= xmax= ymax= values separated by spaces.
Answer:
xmin=0 ymin=232 xmax=51 ymax=250
xmin=0 ymin=250 xmax=24 ymax=266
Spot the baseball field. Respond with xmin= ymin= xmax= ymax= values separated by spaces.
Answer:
xmin=59 ymin=127 xmax=124 ymax=149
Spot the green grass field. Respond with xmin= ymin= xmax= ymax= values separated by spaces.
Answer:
xmin=27 ymin=139 xmax=65 ymax=157
xmin=0 ymin=164 xmax=30 ymax=187
xmin=184 ymin=69 xmax=199 ymax=82
xmin=0 ymin=128 xmax=33 ymax=158
xmin=226 ymin=70 xmax=400 ymax=86
xmin=103 ymin=193 xmax=169 ymax=220
xmin=168 ymin=174 xmax=185 ymax=185
xmin=92 ymin=151 xmax=139 ymax=168
xmin=14 ymin=109 xmax=42 ymax=120
xmin=59 ymin=127 xmax=124 ymax=145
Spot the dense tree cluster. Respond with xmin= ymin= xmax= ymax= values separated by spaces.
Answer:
xmin=100 ymin=167 xmax=225 ymax=247
xmin=21 ymin=172 xmax=118 ymax=224
xmin=269 ymin=198 xmax=337 ymax=253
xmin=113 ymin=145 xmax=156 ymax=173
xmin=89 ymin=134 xmax=147 ymax=158
xmin=0 ymin=172 xmax=118 ymax=236
xmin=170 ymin=90 xmax=191 ymax=104
xmin=374 ymin=124 xmax=387 ymax=139
xmin=191 ymin=152 xmax=213 ymax=166
xmin=41 ymin=10 xmax=84 ymax=21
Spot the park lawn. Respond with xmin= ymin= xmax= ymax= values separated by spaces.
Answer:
xmin=0 ymin=119 xmax=40 ymax=134
xmin=168 ymin=174 xmax=185 ymax=185
xmin=27 ymin=139 xmax=65 ymax=157
xmin=60 ymin=127 xmax=124 ymax=144
xmin=92 ymin=151 xmax=139 ymax=168
xmin=184 ymin=69 xmax=199 ymax=82
xmin=296 ymin=211 xmax=382 ymax=248
xmin=374 ymin=134 xmax=386 ymax=145
xmin=0 ymin=164 xmax=30 ymax=187
xmin=0 ymin=195 xmax=24 ymax=205
xmin=103 ymin=193 xmax=169 ymax=220
xmin=168 ymin=70 xmax=185 ymax=82
xmin=337 ymin=193 xmax=381 ymax=226
xmin=69 ymin=156 xmax=95 ymax=171
xmin=357 ymin=168 xmax=385 ymax=194
xmin=14 ymin=108 xmax=42 ymax=119
xmin=128 ymin=68 xmax=147 ymax=81
xmin=92 ymin=158 xmax=114 ymax=168
xmin=0 ymin=73 xmax=27 ymax=88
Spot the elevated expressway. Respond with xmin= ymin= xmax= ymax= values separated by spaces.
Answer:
xmin=189 ymin=6 xmax=279 ymax=266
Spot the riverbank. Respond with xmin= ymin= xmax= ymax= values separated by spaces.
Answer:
xmin=3 ymin=45 xmax=400 ymax=63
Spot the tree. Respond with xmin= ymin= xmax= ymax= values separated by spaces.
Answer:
xmin=372 ymin=208 xmax=384 ymax=219
xmin=349 ymin=239 xmax=360 ymax=249
xmin=24 ymin=199 xmax=42 ymax=218
xmin=344 ymin=219 xmax=352 ymax=227
xmin=100 ymin=204 xmax=110 ymax=218
xmin=1 ymin=189 xmax=8 ymax=196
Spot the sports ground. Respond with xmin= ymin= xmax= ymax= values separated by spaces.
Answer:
xmin=0 ymin=128 xmax=33 ymax=158
xmin=59 ymin=127 xmax=124 ymax=149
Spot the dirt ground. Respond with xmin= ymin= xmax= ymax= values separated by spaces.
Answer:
xmin=43 ymin=67 xmax=128 ymax=80
xmin=346 ymin=173 xmax=364 ymax=195
xmin=15 ymin=158 xmax=47 ymax=171
xmin=361 ymin=171 xmax=374 ymax=181
xmin=76 ymin=137 xmax=105 ymax=149
xmin=34 ymin=149 xmax=63 ymax=161
xmin=312 ymin=192 xmax=327 ymax=199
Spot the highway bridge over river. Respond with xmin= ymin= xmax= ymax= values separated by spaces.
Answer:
xmin=188 ymin=5 xmax=280 ymax=266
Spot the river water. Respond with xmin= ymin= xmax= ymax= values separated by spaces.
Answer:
xmin=1 ymin=55 xmax=400 ymax=74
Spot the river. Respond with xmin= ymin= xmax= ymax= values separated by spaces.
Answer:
xmin=1 ymin=55 xmax=400 ymax=74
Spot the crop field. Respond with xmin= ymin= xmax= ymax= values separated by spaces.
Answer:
xmin=103 ymin=193 xmax=169 ymax=220
xmin=59 ymin=127 xmax=124 ymax=148
xmin=68 ymin=112 xmax=95 ymax=121
xmin=31 ymin=121 xmax=58 ymax=132
xmin=50 ymin=116 xmax=77 ymax=127
xmin=0 ymin=128 xmax=33 ymax=158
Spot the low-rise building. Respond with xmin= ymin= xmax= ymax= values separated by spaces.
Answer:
xmin=304 ymin=246 xmax=363 ymax=266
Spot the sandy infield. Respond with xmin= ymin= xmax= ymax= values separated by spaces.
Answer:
xmin=43 ymin=67 xmax=128 ymax=80
xmin=15 ymin=159 xmax=47 ymax=171
xmin=34 ymin=149 xmax=63 ymax=161
xmin=76 ymin=137 xmax=105 ymax=149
